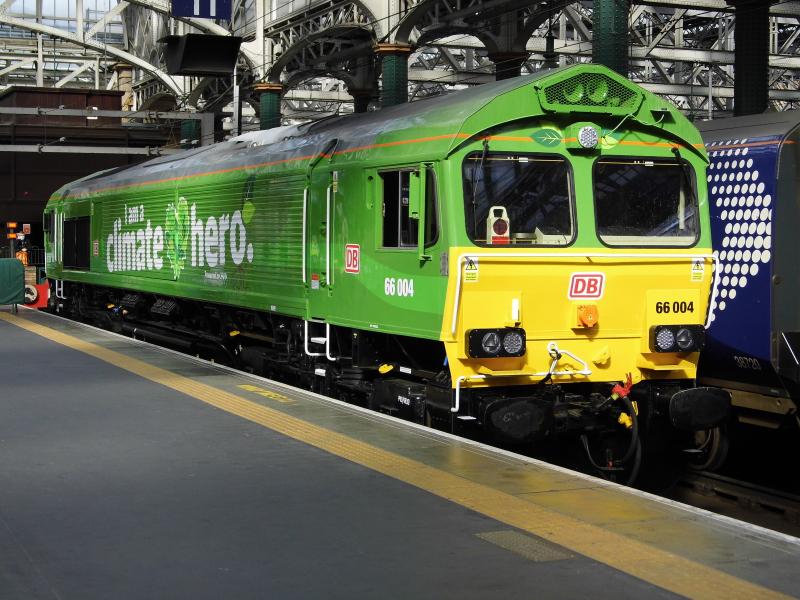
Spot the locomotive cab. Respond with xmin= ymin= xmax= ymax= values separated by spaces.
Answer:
xmin=436 ymin=68 xmax=729 ymax=471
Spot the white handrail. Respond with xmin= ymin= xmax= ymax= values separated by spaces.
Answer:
xmin=545 ymin=342 xmax=592 ymax=376
xmin=325 ymin=323 xmax=337 ymax=362
xmin=450 ymin=252 xmax=718 ymax=336
xmin=303 ymin=319 xmax=324 ymax=357
xmin=325 ymin=185 xmax=331 ymax=287
xmin=301 ymin=188 xmax=307 ymax=283
xmin=303 ymin=319 xmax=337 ymax=362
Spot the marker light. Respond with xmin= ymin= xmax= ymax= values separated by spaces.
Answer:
xmin=655 ymin=328 xmax=676 ymax=352
xmin=675 ymin=328 xmax=695 ymax=351
xmin=502 ymin=330 xmax=525 ymax=355
xmin=578 ymin=125 xmax=599 ymax=148
xmin=649 ymin=325 xmax=705 ymax=353
xmin=492 ymin=219 xmax=509 ymax=235
xmin=481 ymin=331 xmax=502 ymax=356
xmin=468 ymin=328 xmax=527 ymax=358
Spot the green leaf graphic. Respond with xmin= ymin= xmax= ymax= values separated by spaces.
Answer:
xmin=532 ymin=128 xmax=563 ymax=147
xmin=243 ymin=200 xmax=255 ymax=224
xmin=599 ymin=128 xmax=620 ymax=149
xmin=164 ymin=196 xmax=189 ymax=280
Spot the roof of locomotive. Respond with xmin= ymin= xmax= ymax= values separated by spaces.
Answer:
xmin=697 ymin=111 xmax=800 ymax=142
xmin=49 ymin=63 xmax=701 ymax=201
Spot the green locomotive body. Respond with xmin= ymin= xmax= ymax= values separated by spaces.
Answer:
xmin=44 ymin=65 xmax=729 ymax=477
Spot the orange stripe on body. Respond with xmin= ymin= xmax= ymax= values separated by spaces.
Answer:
xmin=54 ymin=130 xmax=706 ymax=201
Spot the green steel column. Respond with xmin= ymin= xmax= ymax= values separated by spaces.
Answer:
xmin=255 ymin=83 xmax=283 ymax=130
xmin=592 ymin=0 xmax=631 ymax=76
xmin=376 ymin=43 xmax=412 ymax=107
xmin=180 ymin=120 xmax=199 ymax=150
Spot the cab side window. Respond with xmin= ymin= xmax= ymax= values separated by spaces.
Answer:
xmin=43 ymin=212 xmax=54 ymax=245
xmin=380 ymin=168 xmax=439 ymax=248
xmin=423 ymin=167 xmax=439 ymax=246
xmin=381 ymin=171 xmax=416 ymax=248
xmin=63 ymin=216 xmax=90 ymax=270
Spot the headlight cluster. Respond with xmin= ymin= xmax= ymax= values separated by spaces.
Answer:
xmin=649 ymin=325 xmax=705 ymax=353
xmin=467 ymin=328 xmax=527 ymax=358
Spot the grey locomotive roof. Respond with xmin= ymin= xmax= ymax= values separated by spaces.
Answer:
xmin=697 ymin=111 xmax=800 ymax=142
xmin=54 ymin=67 xmax=562 ymax=198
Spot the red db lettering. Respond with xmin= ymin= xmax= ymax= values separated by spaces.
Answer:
xmin=345 ymin=244 xmax=360 ymax=274
xmin=568 ymin=273 xmax=605 ymax=299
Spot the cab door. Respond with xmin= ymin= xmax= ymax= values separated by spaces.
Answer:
xmin=306 ymin=166 xmax=332 ymax=315
xmin=323 ymin=163 xmax=444 ymax=340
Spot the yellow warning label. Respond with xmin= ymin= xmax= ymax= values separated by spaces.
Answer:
xmin=691 ymin=259 xmax=705 ymax=282
xmin=464 ymin=257 xmax=479 ymax=283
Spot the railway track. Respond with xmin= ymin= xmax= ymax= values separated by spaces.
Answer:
xmin=669 ymin=471 xmax=800 ymax=537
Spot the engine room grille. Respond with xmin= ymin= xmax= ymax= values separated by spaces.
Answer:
xmin=538 ymin=73 xmax=642 ymax=115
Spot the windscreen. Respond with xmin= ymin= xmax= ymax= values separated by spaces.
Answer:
xmin=594 ymin=158 xmax=699 ymax=246
xmin=462 ymin=153 xmax=574 ymax=246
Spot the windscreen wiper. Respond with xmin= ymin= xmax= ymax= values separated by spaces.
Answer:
xmin=671 ymin=146 xmax=698 ymax=209
xmin=471 ymin=139 xmax=490 ymax=238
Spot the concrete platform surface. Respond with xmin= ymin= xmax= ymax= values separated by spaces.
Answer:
xmin=0 ymin=307 xmax=798 ymax=600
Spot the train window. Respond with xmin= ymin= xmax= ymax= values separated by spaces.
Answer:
xmin=381 ymin=171 xmax=416 ymax=247
xmin=380 ymin=168 xmax=439 ymax=249
xmin=62 ymin=216 xmax=90 ymax=270
xmin=43 ymin=212 xmax=54 ymax=244
xmin=462 ymin=153 xmax=574 ymax=246
xmin=423 ymin=167 xmax=439 ymax=246
xmin=594 ymin=158 xmax=699 ymax=247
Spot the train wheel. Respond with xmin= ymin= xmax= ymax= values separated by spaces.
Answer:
xmin=687 ymin=426 xmax=729 ymax=472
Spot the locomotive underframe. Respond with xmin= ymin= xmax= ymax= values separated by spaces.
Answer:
xmin=50 ymin=278 xmax=706 ymax=465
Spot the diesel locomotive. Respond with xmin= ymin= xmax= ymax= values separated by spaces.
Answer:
xmin=43 ymin=64 xmax=729 ymax=480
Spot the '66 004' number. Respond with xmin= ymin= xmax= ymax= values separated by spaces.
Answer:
xmin=655 ymin=301 xmax=694 ymax=314
xmin=385 ymin=277 xmax=415 ymax=297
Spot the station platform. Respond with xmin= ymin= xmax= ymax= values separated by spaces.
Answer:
xmin=1 ymin=306 xmax=799 ymax=600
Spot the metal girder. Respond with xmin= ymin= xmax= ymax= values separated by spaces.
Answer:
xmin=264 ymin=2 xmax=380 ymax=101
xmin=0 ymin=106 xmax=210 ymax=119
xmin=0 ymin=13 xmax=184 ymax=95
xmin=0 ymin=144 xmax=179 ymax=155
xmin=642 ymin=82 xmax=800 ymax=101
xmin=0 ymin=57 xmax=36 ymax=78
xmin=96 ymin=0 xmax=788 ymax=119
xmin=55 ymin=62 xmax=95 ymax=88
xmin=426 ymin=35 xmax=800 ymax=70
xmin=394 ymin=0 xmax=569 ymax=54
xmin=267 ymin=2 xmax=378 ymax=50
xmin=634 ymin=1 xmax=800 ymax=17
xmin=644 ymin=9 xmax=686 ymax=55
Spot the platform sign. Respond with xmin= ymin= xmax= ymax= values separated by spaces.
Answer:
xmin=171 ymin=0 xmax=231 ymax=20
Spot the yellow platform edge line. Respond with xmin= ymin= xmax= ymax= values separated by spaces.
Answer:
xmin=2 ymin=311 xmax=791 ymax=600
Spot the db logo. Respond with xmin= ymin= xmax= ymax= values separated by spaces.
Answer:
xmin=568 ymin=273 xmax=605 ymax=299
xmin=345 ymin=244 xmax=360 ymax=274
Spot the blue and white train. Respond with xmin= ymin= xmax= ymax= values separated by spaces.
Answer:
xmin=698 ymin=114 xmax=800 ymax=451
